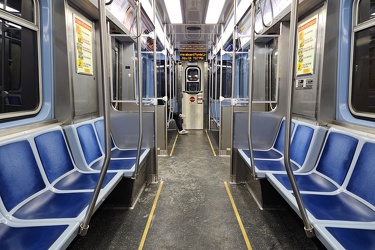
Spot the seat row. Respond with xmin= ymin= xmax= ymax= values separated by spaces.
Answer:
xmin=238 ymin=118 xmax=375 ymax=250
xmin=0 ymin=117 xmax=149 ymax=249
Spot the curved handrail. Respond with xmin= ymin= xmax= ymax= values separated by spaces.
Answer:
xmin=247 ymin=0 xmax=257 ymax=180
xmin=134 ymin=0 xmax=144 ymax=178
xmin=80 ymin=0 xmax=112 ymax=236
xmin=283 ymin=0 xmax=314 ymax=238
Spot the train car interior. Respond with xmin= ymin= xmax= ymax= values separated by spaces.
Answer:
xmin=0 ymin=0 xmax=374 ymax=249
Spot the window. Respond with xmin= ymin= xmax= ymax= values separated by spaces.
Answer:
xmin=350 ymin=0 xmax=375 ymax=118
xmin=0 ymin=0 xmax=40 ymax=120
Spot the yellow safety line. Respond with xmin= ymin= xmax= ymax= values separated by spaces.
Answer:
xmin=169 ymin=132 xmax=179 ymax=156
xmin=138 ymin=181 xmax=164 ymax=250
xmin=224 ymin=181 xmax=252 ymax=250
xmin=205 ymin=129 xmax=217 ymax=156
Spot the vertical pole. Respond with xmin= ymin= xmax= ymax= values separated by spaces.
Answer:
xmin=247 ymin=1 xmax=256 ymax=179
xmin=79 ymin=0 xmax=111 ymax=236
xmin=153 ymin=0 xmax=158 ymax=180
xmin=134 ymin=0 xmax=144 ymax=178
xmin=229 ymin=0 xmax=237 ymax=179
xmin=283 ymin=0 xmax=314 ymax=237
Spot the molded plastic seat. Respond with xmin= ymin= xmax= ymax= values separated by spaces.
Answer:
xmin=94 ymin=119 xmax=147 ymax=158
xmin=325 ymin=227 xmax=375 ymax=250
xmin=34 ymin=129 xmax=120 ymax=190
xmin=0 ymin=140 xmax=91 ymax=220
xmin=240 ymin=120 xmax=326 ymax=178
xmin=0 ymin=223 xmax=68 ymax=250
xmin=300 ymin=141 xmax=375 ymax=222
xmin=268 ymin=131 xmax=358 ymax=192
xmin=64 ymin=122 xmax=143 ymax=177
xmin=241 ymin=119 xmax=294 ymax=160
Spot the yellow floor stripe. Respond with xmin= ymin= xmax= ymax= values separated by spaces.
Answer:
xmin=169 ymin=133 xmax=179 ymax=156
xmin=205 ymin=129 xmax=217 ymax=156
xmin=224 ymin=181 xmax=252 ymax=250
xmin=138 ymin=181 xmax=164 ymax=250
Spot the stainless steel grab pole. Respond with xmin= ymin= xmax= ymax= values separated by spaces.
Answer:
xmin=79 ymin=0 xmax=112 ymax=236
xmin=247 ymin=1 xmax=257 ymax=179
xmin=283 ymin=0 xmax=314 ymax=238
xmin=134 ymin=0 xmax=143 ymax=178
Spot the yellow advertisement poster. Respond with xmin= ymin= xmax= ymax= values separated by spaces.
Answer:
xmin=296 ymin=15 xmax=318 ymax=76
xmin=74 ymin=15 xmax=93 ymax=75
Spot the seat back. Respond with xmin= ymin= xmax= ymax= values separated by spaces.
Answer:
xmin=346 ymin=142 xmax=375 ymax=206
xmin=290 ymin=125 xmax=314 ymax=166
xmin=273 ymin=120 xmax=295 ymax=153
xmin=76 ymin=124 xmax=102 ymax=165
xmin=34 ymin=130 xmax=75 ymax=183
xmin=94 ymin=119 xmax=115 ymax=151
xmin=316 ymin=132 xmax=358 ymax=186
xmin=0 ymin=141 xmax=45 ymax=211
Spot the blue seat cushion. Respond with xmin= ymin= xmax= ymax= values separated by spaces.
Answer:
xmin=77 ymin=124 xmax=103 ymax=165
xmin=0 ymin=223 xmax=68 ymax=250
xmin=34 ymin=130 xmax=75 ymax=183
xmin=0 ymin=141 xmax=46 ymax=211
xmin=54 ymin=171 xmax=117 ymax=190
xmin=243 ymin=149 xmax=283 ymax=160
xmin=301 ymin=192 xmax=375 ymax=222
xmin=346 ymin=142 xmax=375 ymax=206
xmin=326 ymin=227 xmax=375 ymax=250
xmin=13 ymin=190 xmax=91 ymax=219
xmin=91 ymin=158 xmax=136 ymax=171
xmin=272 ymin=173 xmax=338 ymax=192
xmin=110 ymin=148 xmax=146 ymax=158
xmin=254 ymin=159 xmax=299 ymax=171
xmin=316 ymin=132 xmax=358 ymax=186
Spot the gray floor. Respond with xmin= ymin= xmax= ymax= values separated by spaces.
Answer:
xmin=68 ymin=130 xmax=325 ymax=250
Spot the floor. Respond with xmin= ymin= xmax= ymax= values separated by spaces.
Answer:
xmin=68 ymin=130 xmax=325 ymax=250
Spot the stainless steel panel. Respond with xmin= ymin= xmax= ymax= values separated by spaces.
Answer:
xmin=220 ymin=106 xmax=232 ymax=154
xmin=318 ymin=0 xmax=339 ymax=125
xmin=292 ymin=6 xmax=327 ymax=120
xmin=66 ymin=6 xmax=99 ymax=119
xmin=156 ymin=105 xmax=167 ymax=153
xmin=182 ymin=92 xmax=204 ymax=129
xmin=53 ymin=0 xmax=73 ymax=124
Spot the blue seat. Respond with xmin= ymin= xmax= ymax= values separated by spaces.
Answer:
xmin=94 ymin=119 xmax=147 ymax=158
xmin=324 ymin=227 xmax=375 ymax=250
xmin=240 ymin=119 xmax=326 ymax=178
xmin=254 ymin=124 xmax=315 ymax=171
xmin=0 ymin=140 xmax=92 ymax=220
xmin=268 ymin=131 xmax=358 ymax=192
xmin=33 ymin=128 xmax=122 ymax=191
xmin=65 ymin=121 xmax=145 ymax=177
xmin=267 ymin=129 xmax=375 ymax=250
xmin=0 ymin=223 xmax=67 ymax=250
xmin=241 ymin=119 xmax=294 ymax=160
xmin=0 ymin=209 xmax=80 ymax=250
xmin=300 ymin=141 xmax=375 ymax=222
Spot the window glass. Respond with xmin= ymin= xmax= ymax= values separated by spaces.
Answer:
xmin=358 ymin=0 xmax=375 ymax=24
xmin=351 ymin=26 xmax=375 ymax=114
xmin=1 ymin=0 xmax=34 ymax=23
xmin=0 ymin=20 xmax=39 ymax=115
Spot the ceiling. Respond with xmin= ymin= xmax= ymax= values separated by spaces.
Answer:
xmin=155 ymin=0 xmax=234 ymax=52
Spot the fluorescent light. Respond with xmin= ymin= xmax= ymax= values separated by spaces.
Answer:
xmin=205 ymin=0 xmax=225 ymax=24
xmin=164 ymin=0 xmax=182 ymax=24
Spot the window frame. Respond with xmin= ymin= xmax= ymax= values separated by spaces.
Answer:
xmin=0 ymin=0 xmax=42 ymax=120
xmin=349 ymin=0 xmax=375 ymax=119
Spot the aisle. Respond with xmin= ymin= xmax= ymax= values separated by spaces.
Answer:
xmin=142 ymin=130 xmax=248 ymax=249
xmin=68 ymin=130 xmax=324 ymax=250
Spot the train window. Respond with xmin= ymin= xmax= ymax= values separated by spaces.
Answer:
xmin=1 ymin=0 xmax=34 ymax=23
xmin=350 ymin=0 xmax=375 ymax=117
xmin=357 ymin=0 xmax=375 ymax=24
xmin=0 ymin=1 xmax=40 ymax=120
